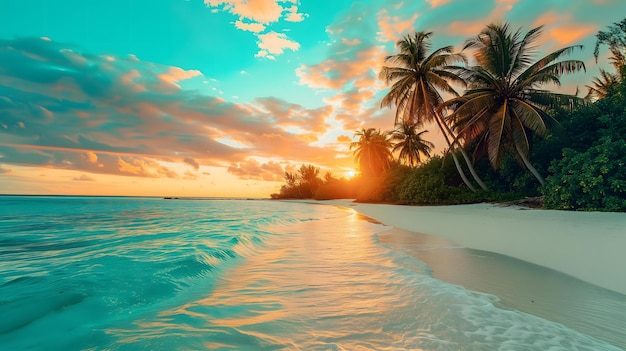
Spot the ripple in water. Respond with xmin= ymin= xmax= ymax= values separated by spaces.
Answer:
xmin=0 ymin=197 xmax=622 ymax=350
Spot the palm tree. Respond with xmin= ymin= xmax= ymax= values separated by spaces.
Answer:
xmin=593 ymin=18 xmax=626 ymax=74
xmin=390 ymin=122 xmax=434 ymax=166
xmin=441 ymin=23 xmax=585 ymax=186
xmin=379 ymin=31 xmax=488 ymax=192
xmin=350 ymin=128 xmax=393 ymax=177
xmin=589 ymin=18 xmax=625 ymax=100
xmin=586 ymin=69 xmax=620 ymax=100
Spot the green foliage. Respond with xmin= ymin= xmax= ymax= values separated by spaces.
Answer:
xmin=355 ymin=164 xmax=414 ymax=203
xmin=271 ymin=165 xmax=357 ymax=200
xmin=314 ymin=176 xmax=358 ymax=200
xmin=394 ymin=156 xmax=484 ymax=205
xmin=594 ymin=17 xmax=626 ymax=72
xmin=350 ymin=128 xmax=393 ymax=177
xmin=272 ymin=164 xmax=321 ymax=199
xmin=543 ymin=137 xmax=626 ymax=211
xmin=355 ymin=176 xmax=388 ymax=203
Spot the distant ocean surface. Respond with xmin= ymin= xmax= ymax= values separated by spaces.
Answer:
xmin=0 ymin=196 xmax=623 ymax=350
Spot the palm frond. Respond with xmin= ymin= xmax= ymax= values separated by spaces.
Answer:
xmin=486 ymin=101 xmax=509 ymax=166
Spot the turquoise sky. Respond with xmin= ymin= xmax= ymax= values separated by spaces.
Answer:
xmin=1 ymin=0 xmax=625 ymax=196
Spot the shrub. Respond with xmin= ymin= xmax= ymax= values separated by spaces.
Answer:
xmin=395 ymin=156 xmax=484 ymax=205
xmin=314 ymin=182 xmax=356 ymax=200
xmin=543 ymin=137 xmax=626 ymax=211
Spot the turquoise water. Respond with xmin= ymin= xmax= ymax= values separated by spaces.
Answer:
xmin=0 ymin=196 xmax=622 ymax=350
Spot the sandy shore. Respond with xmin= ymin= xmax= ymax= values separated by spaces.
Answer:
xmin=308 ymin=200 xmax=626 ymax=295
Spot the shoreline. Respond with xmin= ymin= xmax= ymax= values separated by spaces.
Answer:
xmin=298 ymin=199 xmax=626 ymax=295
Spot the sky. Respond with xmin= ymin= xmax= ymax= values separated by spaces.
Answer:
xmin=0 ymin=0 xmax=625 ymax=197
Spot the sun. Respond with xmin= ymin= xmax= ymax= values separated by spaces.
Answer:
xmin=346 ymin=170 xmax=356 ymax=178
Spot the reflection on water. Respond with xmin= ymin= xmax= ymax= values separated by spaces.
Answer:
xmin=379 ymin=228 xmax=626 ymax=349
xmin=1 ymin=197 xmax=623 ymax=350
xmin=112 ymin=207 xmax=622 ymax=350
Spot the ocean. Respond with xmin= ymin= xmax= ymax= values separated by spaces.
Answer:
xmin=0 ymin=196 xmax=623 ymax=350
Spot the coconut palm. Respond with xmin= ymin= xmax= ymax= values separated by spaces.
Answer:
xmin=586 ymin=69 xmax=620 ymax=100
xmin=379 ymin=31 xmax=488 ymax=192
xmin=589 ymin=18 xmax=625 ymax=100
xmin=350 ymin=128 xmax=393 ymax=177
xmin=390 ymin=122 xmax=434 ymax=167
xmin=442 ymin=23 xmax=585 ymax=185
xmin=593 ymin=18 xmax=626 ymax=74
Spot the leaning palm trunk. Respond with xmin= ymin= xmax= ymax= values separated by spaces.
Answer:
xmin=432 ymin=115 xmax=477 ymax=192
xmin=514 ymin=143 xmax=546 ymax=186
xmin=436 ymin=111 xmax=489 ymax=191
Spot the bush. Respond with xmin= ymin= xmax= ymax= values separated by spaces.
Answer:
xmin=395 ymin=156 xmax=484 ymax=205
xmin=314 ymin=182 xmax=356 ymax=200
xmin=543 ymin=137 xmax=626 ymax=211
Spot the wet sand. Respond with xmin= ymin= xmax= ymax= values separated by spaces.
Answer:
xmin=377 ymin=227 xmax=626 ymax=349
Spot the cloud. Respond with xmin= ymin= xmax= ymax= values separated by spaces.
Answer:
xmin=227 ymin=158 xmax=285 ymax=181
xmin=336 ymin=135 xmax=351 ymax=143
xmin=158 ymin=67 xmax=202 ymax=89
xmin=376 ymin=9 xmax=419 ymax=43
xmin=82 ymin=151 xmax=99 ymax=164
xmin=183 ymin=157 xmax=200 ymax=170
xmin=426 ymin=0 xmax=452 ymax=7
xmin=532 ymin=12 xmax=597 ymax=47
xmin=234 ymin=20 xmax=266 ymax=33
xmin=284 ymin=5 xmax=306 ymax=22
xmin=0 ymin=165 xmax=12 ymax=174
xmin=117 ymin=157 xmax=179 ymax=178
xmin=73 ymin=174 xmax=95 ymax=181
xmin=446 ymin=0 xmax=520 ymax=37
xmin=183 ymin=171 xmax=198 ymax=180
xmin=205 ymin=0 xmax=283 ymax=24
xmin=0 ymin=37 xmax=354 ymax=181
xmin=255 ymin=31 xmax=300 ymax=57
xmin=204 ymin=0 xmax=307 ymax=58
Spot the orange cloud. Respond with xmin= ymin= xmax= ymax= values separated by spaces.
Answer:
xmin=73 ymin=174 xmax=95 ymax=181
xmin=117 ymin=157 xmax=179 ymax=178
xmin=297 ymin=45 xmax=386 ymax=89
xmin=427 ymin=0 xmax=452 ymax=7
xmin=284 ymin=5 xmax=305 ymax=22
xmin=548 ymin=24 xmax=597 ymax=46
xmin=532 ymin=12 xmax=597 ymax=47
xmin=183 ymin=157 xmax=200 ymax=170
xmin=158 ymin=67 xmax=202 ymax=89
xmin=0 ymin=165 xmax=12 ymax=174
xmin=446 ymin=0 xmax=520 ymax=36
xmin=255 ymin=31 xmax=300 ymax=58
xmin=83 ymin=151 xmax=98 ymax=163
xmin=336 ymin=135 xmax=351 ymax=143
xmin=227 ymin=158 xmax=285 ymax=181
xmin=235 ymin=20 xmax=266 ymax=33
xmin=204 ymin=0 xmax=283 ymax=23
xmin=377 ymin=9 xmax=419 ymax=42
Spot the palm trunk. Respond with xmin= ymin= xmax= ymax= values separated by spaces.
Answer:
xmin=457 ymin=145 xmax=490 ymax=191
xmin=515 ymin=143 xmax=545 ymax=186
xmin=451 ymin=150 xmax=477 ymax=192
xmin=436 ymin=111 xmax=489 ymax=191
xmin=432 ymin=114 xmax=477 ymax=192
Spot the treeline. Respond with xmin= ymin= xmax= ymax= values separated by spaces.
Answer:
xmin=270 ymin=164 xmax=358 ymax=200
xmin=272 ymin=18 xmax=626 ymax=212
xmin=355 ymin=73 xmax=626 ymax=210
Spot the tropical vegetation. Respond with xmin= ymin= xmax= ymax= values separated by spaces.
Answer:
xmin=272 ymin=18 xmax=626 ymax=212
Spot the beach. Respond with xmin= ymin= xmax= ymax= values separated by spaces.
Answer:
xmin=2 ymin=196 xmax=624 ymax=350
xmin=315 ymin=200 xmax=626 ymax=295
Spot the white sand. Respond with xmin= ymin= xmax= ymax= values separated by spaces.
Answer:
xmin=312 ymin=200 xmax=626 ymax=295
